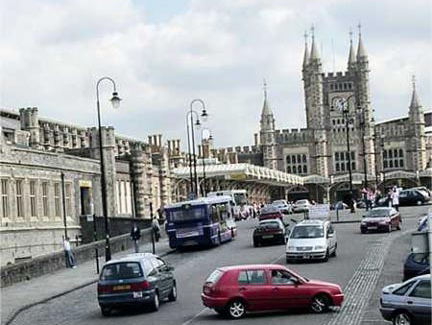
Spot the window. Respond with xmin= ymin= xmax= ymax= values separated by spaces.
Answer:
xmin=100 ymin=262 xmax=143 ymax=280
xmin=384 ymin=161 xmax=388 ymax=168
xmin=286 ymin=156 xmax=291 ymax=164
xmin=341 ymin=163 xmax=345 ymax=171
xmin=1 ymin=179 xmax=9 ymax=219
xmin=237 ymin=270 xmax=267 ymax=285
xmin=65 ymin=184 xmax=72 ymax=217
xmin=399 ymin=149 xmax=404 ymax=157
xmin=271 ymin=269 xmax=296 ymax=285
xmin=42 ymin=182 xmax=49 ymax=217
xmin=395 ymin=160 xmax=399 ymax=168
xmin=287 ymin=166 xmax=291 ymax=173
xmin=400 ymin=159 xmax=404 ymax=167
xmin=303 ymin=165 xmax=307 ymax=174
xmin=292 ymin=155 xmax=296 ymax=164
xmin=335 ymin=152 xmax=339 ymax=161
xmin=409 ymin=280 xmax=431 ymax=299
xmin=30 ymin=180 xmax=37 ymax=217
xmin=393 ymin=282 xmax=415 ymax=296
xmin=54 ymin=183 xmax=61 ymax=217
xmin=16 ymin=180 xmax=23 ymax=218
xmin=302 ymin=154 xmax=307 ymax=163
xmin=335 ymin=163 xmax=340 ymax=172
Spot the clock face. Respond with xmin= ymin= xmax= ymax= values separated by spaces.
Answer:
xmin=333 ymin=97 xmax=345 ymax=112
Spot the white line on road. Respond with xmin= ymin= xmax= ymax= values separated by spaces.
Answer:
xmin=180 ymin=307 xmax=208 ymax=325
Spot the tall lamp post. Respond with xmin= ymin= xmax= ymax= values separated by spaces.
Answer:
xmin=332 ymin=95 xmax=355 ymax=213
xmin=357 ymin=106 xmax=368 ymax=189
xmin=380 ymin=136 xmax=386 ymax=192
xmin=186 ymin=99 xmax=208 ymax=198
xmin=201 ymin=128 xmax=213 ymax=197
xmin=96 ymin=77 xmax=121 ymax=262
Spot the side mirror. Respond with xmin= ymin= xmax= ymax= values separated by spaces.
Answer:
xmin=328 ymin=233 xmax=334 ymax=238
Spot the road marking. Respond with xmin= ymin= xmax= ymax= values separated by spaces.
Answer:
xmin=180 ymin=307 xmax=208 ymax=325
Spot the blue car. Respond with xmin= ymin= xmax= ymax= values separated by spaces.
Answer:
xmin=403 ymin=253 xmax=430 ymax=281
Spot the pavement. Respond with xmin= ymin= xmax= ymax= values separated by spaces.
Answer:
xmin=1 ymin=237 xmax=174 ymax=325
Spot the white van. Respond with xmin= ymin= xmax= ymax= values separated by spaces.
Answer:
xmin=285 ymin=219 xmax=337 ymax=262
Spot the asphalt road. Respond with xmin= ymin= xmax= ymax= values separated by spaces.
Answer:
xmin=11 ymin=206 xmax=428 ymax=325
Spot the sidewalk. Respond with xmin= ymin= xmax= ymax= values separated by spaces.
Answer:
xmin=1 ymin=237 xmax=173 ymax=325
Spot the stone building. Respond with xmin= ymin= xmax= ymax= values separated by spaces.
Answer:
xmin=0 ymin=108 xmax=181 ymax=265
xmin=208 ymin=29 xmax=432 ymax=202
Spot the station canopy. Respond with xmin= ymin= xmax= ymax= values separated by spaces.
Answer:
xmin=172 ymin=163 xmax=303 ymax=186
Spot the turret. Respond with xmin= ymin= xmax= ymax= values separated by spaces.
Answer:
xmin=347 ymin=30 xmax=356 ymax=71
xmin=259 ymin=81 xmax=277 ymax=170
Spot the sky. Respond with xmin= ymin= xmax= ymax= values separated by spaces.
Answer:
xmin=1 ymin=0 xmax=431 ymax=150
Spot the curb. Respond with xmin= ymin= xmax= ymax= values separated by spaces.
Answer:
xmin=3 ymin=248 xmax=175 ymax=325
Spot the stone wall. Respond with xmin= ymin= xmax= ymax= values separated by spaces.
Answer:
xmin=0 ymin=227 xmax=165 ymax=287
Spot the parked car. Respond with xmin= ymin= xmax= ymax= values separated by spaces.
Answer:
xmin=360 ymin=207 xmax=401 ymax=234
xmin=403 ymin=253 xmax=430 ymax=281
xmin=398 ymin=189 xmax=429 ymax=206
xmin=379 ymin=274 xmax=431 ymax=325
xmin=253 ymin=219 xmax=287 ymax=247
xmin=412 ymin=186 xmax=431 ymax=200
xmin=97 ymin=253 xmax=176 ymax=316
xmin=258 ymin=205 xmax=284 ymax=222
xmin=201 ymin=264 xmax=344 ymax=319
xmin=292 ymin=199 xmax=312 ymax=213
xmin=286 ymin=219 xmax=337 ymax=262
xmin=330 ymin=201 xmax=349 ymax=210
xmin=272 ymin=199 xmax=292 ymax=214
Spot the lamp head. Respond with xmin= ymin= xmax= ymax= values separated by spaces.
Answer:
xmin=195 ymin=119 xmax=201 ymax=129
xmin=110 ymin=92 xmax=122 ymax=109
xmin=201 ymin=109 xmax=209 ymax=122
xmin=209 ymin=134 xmax=214 ymax=141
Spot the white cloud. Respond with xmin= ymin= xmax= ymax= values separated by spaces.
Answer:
xmin=0 ymin=0 xmax=430 ymax=150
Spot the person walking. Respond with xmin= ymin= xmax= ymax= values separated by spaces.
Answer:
xmin=130 ymin=223 xmax=141 ymax=253
xmin=152 ymin=217 xmax=161 ymax=242
xmin=63 ymin=237 xmax=76 ymax=268
xmin=392 ymin=186 xmax=400 ymax=211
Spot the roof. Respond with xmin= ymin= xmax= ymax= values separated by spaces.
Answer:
xmin=218 ymin=264 xmax=287 ymax=272
xmin=297 ymin=219 xmax=326 ymax=226
xmin=164 ymin=195 xmax=233 ymax=209
xmin=104 ymin=253 xmax=157 ymax=265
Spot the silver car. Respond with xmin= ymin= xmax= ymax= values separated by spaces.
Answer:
xmin=379 ymin=274 xmax=431 ymax=325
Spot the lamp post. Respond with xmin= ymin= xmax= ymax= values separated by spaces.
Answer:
xmin=201 ymin=128 xmax=213 ymax=197
xmin=96 ymin=77 xmax=121 ymax=262
xmin=332 ymin=95 xmax=355 ymax=213
xmin=60 ymin=171 xmax=68 ymax=240
xmin=372 ymin=134 xmax=379 ymax=185
xmin=380 ymin=136 xmax=386 ymax=192
xmin=357 ymin=106 xmax=368 ymax=189
xmin=186 ymin=99 xmax=208 ymax=198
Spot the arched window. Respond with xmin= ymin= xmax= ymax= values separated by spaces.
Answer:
xmin=292 ymin=155 xmax=296 ymax=163
xmin=302 ymin=154 xmax=307 ymax=163
xmin=335 ymin=163 xmax=340 ymax=172
xmin=395 ymin=160 xmax=399 ymax=168
xmin=400 ymin=159 xmax=404 ymax=167
xmin=293 ymin=166 xmax=297 ymax=173
xmin=287 ymin=166 xmax=291 ymax=173
xmin=286 ymin=156 xmax=291 ymax=164
xmin=399 ymin=149 xmax=403 ymax=157
xmin=303 ymin=165 xmax=308 ymax=174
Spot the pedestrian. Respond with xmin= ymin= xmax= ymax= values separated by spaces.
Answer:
xmin=130 ymin=223 xmax=141 ymax=253
xmin=392 ymin=186 xmax=400 ymax=211
xmin=362 ymin=187 xmax=370 ymax=211
xmin=152 ymin=217 xmax=161 ymax=242
xmin=63 ymin=237 xmax=76 ymax=268
xmin=367 ymin=187 xmax=376 ymax=210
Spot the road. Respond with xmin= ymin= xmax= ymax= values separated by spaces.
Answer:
xmin=11 ymin=206 xmax=428 ymax=325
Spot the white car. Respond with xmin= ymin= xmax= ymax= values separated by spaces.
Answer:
xmin=292 ymin=199 xmax=311 ymax=213
xmin=272 ymin=200 xmax=292 ymax=214
xmin=286 ymin=219 xmax=337 ymax=262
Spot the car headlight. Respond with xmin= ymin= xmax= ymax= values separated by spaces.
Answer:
xmin=287 ymin=246 xmax=296 ymax=251
xmin=314 ymin=245 xmax=325 ymax=250
xmin=379 ymin=220 xmax=388 ymax=225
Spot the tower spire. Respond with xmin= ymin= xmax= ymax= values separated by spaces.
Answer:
xmin=302 ymin=31 xmax=310 ymax=67
xmin=410 ymin=75 xmax=421 ymax=108
xmin=347 ymin=28 xmax=356 ymax=68
xmin=310 ymin=25 xmax=320 ymax=61
xmin=261 ymin=79 xmax=272 ymax=117
xmin=357 ymin=23 xmax=367 ymax=58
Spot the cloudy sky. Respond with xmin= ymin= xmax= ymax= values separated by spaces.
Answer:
xmin=1 ymin=0 xmax=431 ymax=149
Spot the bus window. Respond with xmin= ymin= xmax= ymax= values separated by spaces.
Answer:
xmin=234 ymin=193 xmax=247 ymax=205
xmin=169 ymin=206 xmax=205 ymax=222
xmin=211 ymin=205 xmax=220 ymax=223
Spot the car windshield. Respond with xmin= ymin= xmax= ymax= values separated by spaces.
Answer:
xmin=259 ymin=221 xmax=280 ymax=229
xmin=168 ymin=206 xmax=206 ymax=222
xmin=290 ymin=225 xmax=324 ymax=239
xmin=100 ymin=262 xmax=143 ymax=280
xmin=365 ymin=209 xmax=390 ymax=218
xmin=296 ymin=200 xmax=307 ymax=205
xmin=234 ymin=193 xmax=247 ymax=205
xmin=273 ymin=200 xmax=286 ymax=205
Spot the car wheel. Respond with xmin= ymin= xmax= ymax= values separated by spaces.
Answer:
xmin=226 ymin=299 xmax=246 ymax=319
xmin=149 ymin=292 xmax=160 ymax=312
xmin=253 ymin=240 xmax=260 ymax=247
xmin=100 ymin=306 xmax=111 ymax=317
xmin=323 ymin=249 xmax=329 ymax=262
xmin=168 ymin=284 xmax=177 ymax=302
xmin=331 ymin=244 xmax=337 ymax=257
xmin=361 ymin=229 xmax=366 ymax=234
xmin=387 ymin=224 xmax=392 ymax=233
xmin=310 ymin=294 xmax=331 ymax=313
xmin=396 ymin=223 xmax=401 ymax=230
xmin=416 ymin=200 xmax=422 ymax=206
xmin=392 ymin=310 xmax=412 ymax=325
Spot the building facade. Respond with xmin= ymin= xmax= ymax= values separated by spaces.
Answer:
xmin=0 ymin=108 xmax=182 ymax=265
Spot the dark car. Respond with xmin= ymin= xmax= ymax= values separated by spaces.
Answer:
xmin=97 ymin=253 xmax=176 ymax=316
xmin=253 ymin=219 xmax=287 ymax=247
xmin=202 ymin=264 xmax=344 ymax=319
xmin=403 ymin=253 xmax=430 ymax=281
xmin=258 ymin=205 xmax=284 ymax=222
xmin=360 ymin=207 xmax=401 ymax=233
xmin=399 ymin=189 xmax=429 ymax=206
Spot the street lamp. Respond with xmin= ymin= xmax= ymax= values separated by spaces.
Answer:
xmin=186 ymin=99 xmax=208 ymax=198
xmin=380 ymin=136 xmax=386 ymax=192
xmin=201 ymin=128 xmax=213 ymax=197
xmin=332 ymin=95 xmax=355 ymax=213
xmin=357 ymin=105 xmax=368 ymax=189
xmin=96 ymin=77 xmax=121 ymax=262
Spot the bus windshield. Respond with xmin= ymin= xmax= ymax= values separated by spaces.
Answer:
xmin=168 ymin=206 xmax=206 ymax=223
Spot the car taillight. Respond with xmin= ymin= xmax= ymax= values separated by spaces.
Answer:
xmin=203 ymin=283 xmax=219 ymax=296
xmin=97 ymin=284 xmax=112 ymax=294
xmin=130 ymin=280 xmax=151 ymax=291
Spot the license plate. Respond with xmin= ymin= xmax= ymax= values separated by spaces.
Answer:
xmin=368 ymin=226 xmax=378 ymax=230
xmin=113 ymin=285 xmax=131 ymax=291
xmin=303 ymin=254 xmax=310 ymax=258
xmin=262 ymin=235 xmax=274 ymax=239
xmin=133 ymin=292 xmax=143 ymax=298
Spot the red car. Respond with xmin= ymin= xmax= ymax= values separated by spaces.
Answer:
xmin=360 ymin=207 xmax=401 ymax=234
xmin=201 ymin=264 xmax=344 ymax=319
xmin=258 ymin=206 xmax=284 ymax=222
